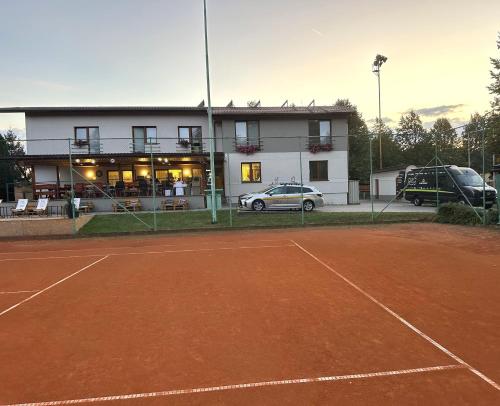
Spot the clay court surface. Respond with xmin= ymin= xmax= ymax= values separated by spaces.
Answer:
xmin=0 ymin=223 xmax=499 ymax=405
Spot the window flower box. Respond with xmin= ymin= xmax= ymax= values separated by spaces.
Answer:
xmin=308 ymin=143 xmax=333 ymax=154
xmin=236 ymin=144 xmax=260 ymax=154
xmin=178 ymin=139 xmax=191 ymax=148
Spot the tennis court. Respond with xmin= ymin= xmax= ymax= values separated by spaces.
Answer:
xmin=1 ymin=224 xmax=499 ymax=405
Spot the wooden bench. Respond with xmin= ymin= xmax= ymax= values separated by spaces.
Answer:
xmin=112 ymin=199 xmax=142 ymax=212
xmin=160 ymin=198 xmax=189 ymax=211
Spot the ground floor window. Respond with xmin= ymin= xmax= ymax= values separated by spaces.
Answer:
xmin=107 ymin=170 xmax=134 ymax=186
xmin=107 ymin=171 xmax=120 ymax=186
xmin=309 ymin=160 xmax=328 ymax=181
xmin=241 ymin=162 xmax=261 ymax=183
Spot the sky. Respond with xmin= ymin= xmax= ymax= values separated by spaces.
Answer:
xmin=0 ymin=0 xmax=499 ymax=137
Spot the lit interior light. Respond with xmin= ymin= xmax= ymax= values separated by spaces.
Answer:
xmin=85 ymin=170 xmax=96 ymax=180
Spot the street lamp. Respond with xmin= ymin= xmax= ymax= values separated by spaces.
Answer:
xmin=372 ymin=54 xmax=388 ymax=170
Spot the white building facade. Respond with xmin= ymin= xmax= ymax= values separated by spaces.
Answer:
xmin=1 ymin=105 xmax=353 ymax=208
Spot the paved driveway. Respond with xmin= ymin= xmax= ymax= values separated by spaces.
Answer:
xmin=319 ymin=200 xmax=436 ymax=213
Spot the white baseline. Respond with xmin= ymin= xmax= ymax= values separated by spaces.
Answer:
xmin=291 ymin=240 xmax=500 ymax=391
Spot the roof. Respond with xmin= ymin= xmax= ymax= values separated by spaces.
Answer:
xmin=0 ymin=105 xmax=354 ymax=116
xmin=372 ymin=166 xmax=407 ymax=174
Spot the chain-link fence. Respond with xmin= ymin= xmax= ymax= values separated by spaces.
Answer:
xmin=0 ymin=125 xmax=498 ymax=230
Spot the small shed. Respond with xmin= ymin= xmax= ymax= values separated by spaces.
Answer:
xmin=370 ymin=167 xmax=407 ymax=200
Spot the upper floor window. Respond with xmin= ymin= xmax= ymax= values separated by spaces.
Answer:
xmin=178 ymin=126 xmax=202 ymax=152
xmin=235 ymin=121 xmax=260 ymax=147
xmin=132 ymin=126 xmax=157 ymax=152
xmin=74 ymin=127 xmax=99 ymax=146
xmin=308 ymin=120 xmax=331 ymax=145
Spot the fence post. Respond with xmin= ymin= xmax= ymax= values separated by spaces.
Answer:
xmin=150 ymin=148 xmax=157 ymax=232
xmin=369 ymin=134 xmax=374 ymax=222
xmin=226 ymin=153 xmax=233 ymax=227
xmin=68 ymin=138 xmax=77 ymax=235
xmin=299 ymin=137 xmax=304 ymax=226
xmin=435 ymin=138 xmax=439 ymax=210
xmin=482 ymin=126 xmax=486 ymax=226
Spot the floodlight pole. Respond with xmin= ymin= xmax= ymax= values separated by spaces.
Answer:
xmin=203 ymin=0 xmax=217 ymax=223
xmin=372 ymin=54 xmax=387 ymax=170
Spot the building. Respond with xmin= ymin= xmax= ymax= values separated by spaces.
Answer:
xmin=370 ymin=167 xmax=408 ymax=200
xmin=0 ymin=105 xmax=353 ymax=210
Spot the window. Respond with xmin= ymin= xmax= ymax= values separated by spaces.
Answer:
xmin=107 ymin=170 xmax=134 ymax=186
xmin=241 ymin=162 xmax=261 ymax=183
xmin=122 ymin=170 xmax=133 ymax=183
xmin=74 ymin=127 xmax=99 ymax=146
xmin=235 ymin=121 xmax=260 ymax=147
xmin=308 ymin=120 xmax=331 ymax=145
xmin=309 ymin=161 xmax=328 ymax=181
xmin=269 ymin=186 xmax=286 ymax=194
xmin=107 ymin=171 xmax=120 ymax=186
xmin=178 ymin=127 xmax=203 ymax=152
xmin=132 ymin=126 xmax=157 ymax=152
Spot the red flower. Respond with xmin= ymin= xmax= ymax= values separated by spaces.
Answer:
xmin=236 ymin=145 xmax=260 ymax=154
xmin=308 ymin=143 xmax=332 ymax=153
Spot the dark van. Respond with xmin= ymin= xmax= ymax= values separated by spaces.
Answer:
xmin=400 ymin=165 xmax=497 ymax=208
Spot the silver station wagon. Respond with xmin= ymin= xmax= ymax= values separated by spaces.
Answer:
xmin=238 ymin=183 xmax=325 ymax=212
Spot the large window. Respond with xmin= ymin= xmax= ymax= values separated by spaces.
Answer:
xmin=241 ymin=162 xmax=261 ymax=183
xmin=107 ymin=170 xmax=134 ymax=186
xmin=74 ymin=127 xmax=99 ymax=145
xmin=309 ymin=160 xmax=328 ymax=181
xmin=308 ymin=120 xmax=331 ymax=145
xmin=235 ymin=121 xmax=260 ymax=147
xmin=178 ymin=126 xmax=203 ymax=152
xmin=132 ymin=126 xmax=157 ymax=152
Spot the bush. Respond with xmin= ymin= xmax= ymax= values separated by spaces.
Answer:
xmin=437 ymin=203 xmax=499 ymax=225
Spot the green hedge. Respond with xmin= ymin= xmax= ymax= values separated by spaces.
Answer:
xmin=437 ymin=203 xmax=499 ymax=225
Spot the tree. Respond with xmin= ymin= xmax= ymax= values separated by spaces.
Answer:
xmin=371 ymin=119 xmax=404 ymax=169
xmin=486 ymin=32 xmax=500 ymax=164
xmin=462 ymin=113 xmax=486 ymax=170
xmin=334 ymin=99 xmax=371 ymax=182
xmin=394 ymin=111 xmax=432 ymax=165
xmin=429 ymin=118 xmax=461 ymax=165
xmin=0 ymin=130 xmax=28 ymax=200
xmin=487 ymin=32 xmax=500 ymax=111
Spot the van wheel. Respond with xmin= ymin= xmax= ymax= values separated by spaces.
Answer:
xmin=303 ymin=200 xmax=314 ymax=212
xmin=252 ymin=200 xmax=265 ymax=211
xmin=413 ymin=197 xmax=423 ymax=206
xmin=458 ymin=197 xmax=467 ymax=205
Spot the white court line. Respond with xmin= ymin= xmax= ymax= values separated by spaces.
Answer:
xmin=291 ymin=240 xmax=500 ymax=391
xmin=0 ymin=290 xmax=40 ymax=295
xmin=0 ymin=244 xmax=295 ymax=262
xmin=0 ymin=256 xmax=109 ymax=317
xmin=5 ymin=364 xmax=464 ymax=406
xmin=0 ymin=243 xmax=178 ymax=257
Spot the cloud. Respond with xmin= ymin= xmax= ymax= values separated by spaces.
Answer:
xmin=311 ymin=28 xmax=324 ymax=37
xmin=413 ymin=104 xmax=465 ymax=117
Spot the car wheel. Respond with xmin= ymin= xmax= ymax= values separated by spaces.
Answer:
xmin=413 ymin=196 xmax=423 ymax=206
xmin=457 ymin=197 xmax=467 ymax=205
xmin=252 ymin=199 xmax=265 ymax=211
xmin=303 ymin=200 xmax=314 ymax=212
